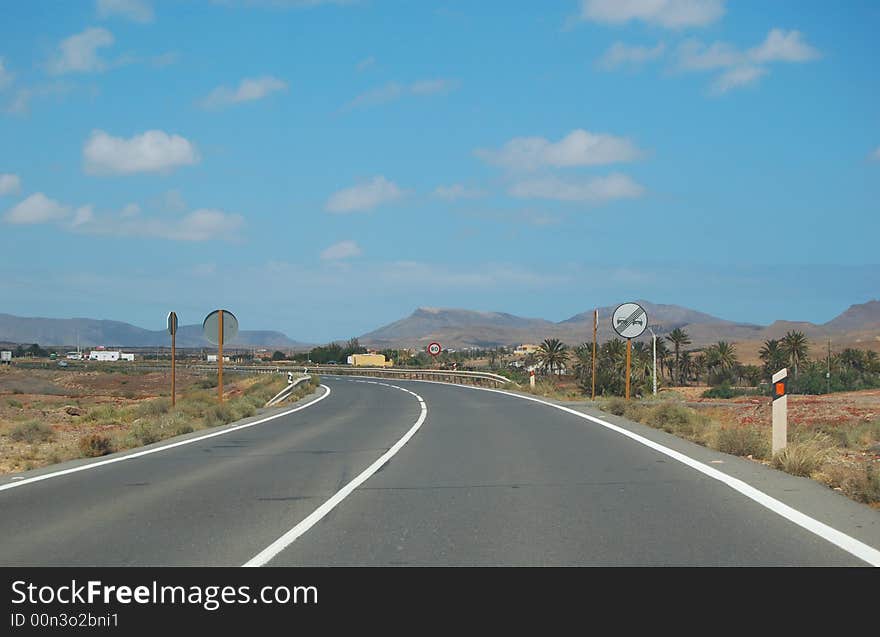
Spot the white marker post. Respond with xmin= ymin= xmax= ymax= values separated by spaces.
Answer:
xmin=772 ymin=367 xmax=788 ymax=454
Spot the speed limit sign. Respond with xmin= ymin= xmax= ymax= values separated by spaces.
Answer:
xmin=427 ymin=342 xmax=442 ymax=357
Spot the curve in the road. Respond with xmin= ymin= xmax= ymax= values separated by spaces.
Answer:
xmin=244 ymin=380 xmax=427 ymax=567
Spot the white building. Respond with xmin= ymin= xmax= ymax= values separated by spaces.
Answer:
xmin=89 ymin=350 xmax=120 ymax=362
xmin=120 ymin=353 xmax=135 ymax=361
xmin=206 ymin=354 xmax=230 ymax=363
xmin=1 ymin=351 xmax=11 ymax=363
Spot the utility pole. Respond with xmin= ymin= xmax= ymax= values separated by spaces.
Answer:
xmin=591 ymin=309 xmax=597 ymax=400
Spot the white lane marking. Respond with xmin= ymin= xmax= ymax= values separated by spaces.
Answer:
xmin=243 ymin=382 xmax=427 ymax=567
xmin=320 ymin=375 xmax=880 ymax=567
xmin=0 ymin=386 xmax=332 ymax=493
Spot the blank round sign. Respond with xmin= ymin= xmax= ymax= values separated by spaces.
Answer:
xmin=612 ymin=303 xmax=648 ymax=339
xmin=203 ymin=309 xmax=239 ymax=345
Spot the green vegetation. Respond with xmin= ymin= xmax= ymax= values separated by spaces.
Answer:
xmin=597 ymin=397 xmax=880 ymax=505
xmin=10 ymin=420 xmax=55 ymax=443
xmin=701 ymin=383 xmax=762 ymax=399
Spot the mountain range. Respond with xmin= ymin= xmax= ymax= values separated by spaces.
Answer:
xmin=0 ymin=314 xmax=308 ymax=349
xmin=359 ymin=300 xmax=880 ymax=351
xmin=2 ymin=300 xmax=879 ymax=354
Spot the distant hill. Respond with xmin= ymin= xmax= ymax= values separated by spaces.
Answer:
xmin=359 ymin=300 xmax=880 ymax=352
xmin=0 ymin=314 xmax=309 ymax=349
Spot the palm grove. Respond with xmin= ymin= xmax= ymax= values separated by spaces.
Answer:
xmin=531 ymin=330 xmax=880 ymax=398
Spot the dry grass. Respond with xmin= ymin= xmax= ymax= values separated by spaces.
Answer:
xmin=0 ymin=372 xmax=320 ymax=474
xmin=771 ymin=434 xmax=836 ymax=477
xmin=599 ymin=396 xmax=880 ymax=507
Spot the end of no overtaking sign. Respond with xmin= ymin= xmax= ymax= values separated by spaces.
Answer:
xmin=612 ymin=302 xmax=648 ymax=339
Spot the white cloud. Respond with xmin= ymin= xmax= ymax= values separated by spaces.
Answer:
xmin=83 ymin=129 xmax=200 ymax=176
xmin=675 ymin=39 xmax=742 ymax=70
xmin=71 ymin=205 xmax=95 ymax=227
xmin=597 ymin=42 xmax=666 ymax=70
xmin=325 ymin=176 xmax=403 ymax=213
xmin=0 ymin=57 xmax=14 ymax=90
xmin=476 ymin=129 xmax=644 ymax=172
xmin=710 ymin=65 xmax=767 ymax=95
xmin=675 ymin=29 xmax=820 ymax=94
xmin=120 ymin=202 xmax=141 ymax=217
xmin=170 ymin=209 xmax=244 ymax=241
xmin=5 ymin=82 xmax=73 ymax=115
xmin=578 ymin=0 xmax=725 ymax=28
xmin=4 ymin=193 xmax=70 ymax=224
xmin=509 ymin=174 xmax=644 ymax=203
xmin=748 ymin=29 xmax=821 ymax=63
xmin=200 ymin=76 xmax=287 ymax=109
xmin=433 ymin=184 xmax=486 ymax=200
xmin=48 ymin=27 xmax=115 ymax=75
xmin=320 ymin=240 xmax=362 ymax=261
xmin=96 ymin=0 xmax=155 ymax=23
xmin=356 ymin=56 xmax=375 ymax=71
xmin=72 ymin=207 xmax=244 ymax=241
xmin=0 ymin=173 xmax=21 ymax=196
xmin=343 ymin=78 xmax=458 ymax=110
xmin=409 ymin=78 xmax=458 ymax=95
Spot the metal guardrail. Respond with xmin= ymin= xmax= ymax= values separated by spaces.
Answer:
xmin=265 ymin=375 xmax=313 ymax=407
xmin=18 ymin=360 xmax=514 ymax=388
xmin=297 ymin=365 xmax=513 ymax=388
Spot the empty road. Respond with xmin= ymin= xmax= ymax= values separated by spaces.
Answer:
xmin=1 ymin=376 xmax=878 ymax=566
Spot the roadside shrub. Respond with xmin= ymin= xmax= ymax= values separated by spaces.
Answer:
xmin=78 ymin=433 xmax=115 ymax=457
xmin=717 ymin=426 xmax=770 ymax=459
xmin=134 ymin=397 xmax=171 ymax=419
xmin=6 ymin=398 xmax=22 ymax=408
xmin=601 ymin=397 xmax=628 ymax=416
xmin=197 ymin=378 xmax=218 ymax=389
xmin=772 ymin=434 xmax=835 ymax=477
xmin=816 ymin=463 xmax=880 ymax=505
xmin=703 ymin=383 xmax=736 ymax=399
xmin=205 ymin=403 xmax=234 ymax=427
xmin=130 ymin=422 xmax=161 ymax=445
xmin=9 ymin=420 xmax=55 ymax=443
xmin=644 ymin=402 xmax=702 ymax=437
xmin=233 ymin=402 xmax=257 ymax=420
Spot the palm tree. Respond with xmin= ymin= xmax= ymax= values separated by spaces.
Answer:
xmin=665 ymin=328 xmax=692 ymax=385
xmin=536 ymin=338 xmax=569 ymax=376
xmin=758 ymin=339 xmax=787 ymax=379
xmin=705 ymin=341 xmax=738 ymax=383
xmin=654 ymin=338 xmax=671 ymax=382
xmin=780 ymin=331 xmax=809 ymax=377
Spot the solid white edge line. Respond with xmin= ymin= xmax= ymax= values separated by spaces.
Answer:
xmin=0 ymin=385 xmax=332 ymax=493
xmin=320 ymin=374 xmax=880 ymax=567
xmin=243 ymin=382 xmax=428 ymax=567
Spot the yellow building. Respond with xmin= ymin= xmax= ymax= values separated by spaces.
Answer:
xmin=347 ymin=353 xmax=394 ymax=367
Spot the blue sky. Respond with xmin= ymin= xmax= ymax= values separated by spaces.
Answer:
xmin=1 ymin=0 xmax=878 ymax=342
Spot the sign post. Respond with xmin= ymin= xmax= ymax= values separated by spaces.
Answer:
xmin=772 ymin=367 xmax=788 ymax=454
xmin=166 ymin=311 xmax=178 ymax=407
xmin=591 ymin=309 xmax=598 ymax=400
xmin=427 ymin=342 xmax=441 ymax=368
xmin=611 ymin=302 xmax=648 ymax=400
xmin=203 ymin=309 xmax=239 ymax=404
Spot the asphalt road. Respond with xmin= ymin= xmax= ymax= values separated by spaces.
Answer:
xmin=1 ymin=376 xmax=878 ymax=566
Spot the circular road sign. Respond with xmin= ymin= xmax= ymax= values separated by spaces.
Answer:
xmin=167 ymin=311 xmax=178 ymax=336
xmin=203 ymin=309 xmax=239 ymax=345
xmin=612 ymin=302 xmax=648 ymax=339
xmin=427 ymin=342 xmax=442 ymax=357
